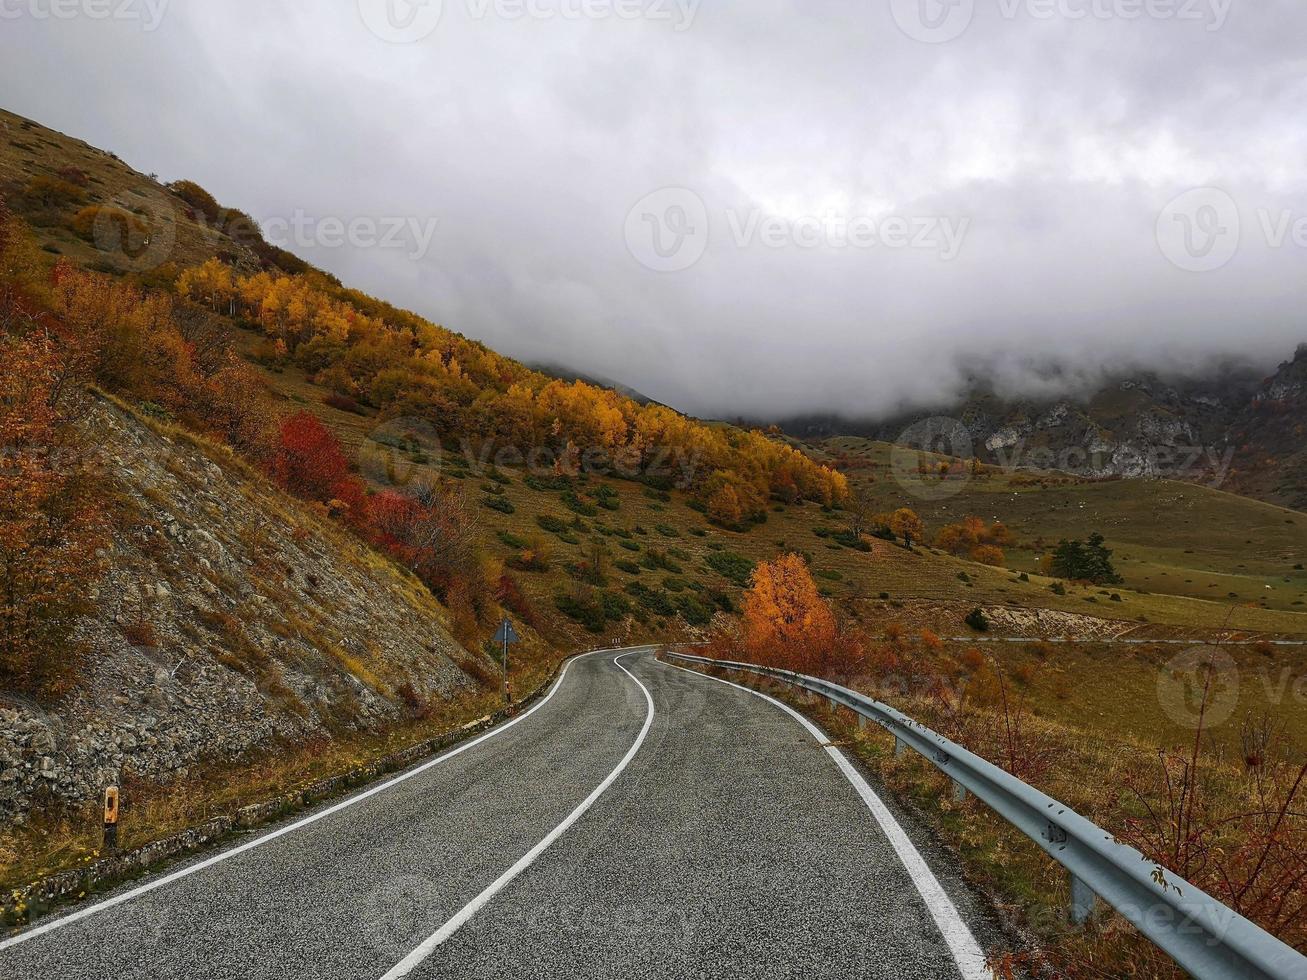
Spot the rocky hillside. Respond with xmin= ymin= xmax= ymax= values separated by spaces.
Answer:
xmin=776 ymin=351 xmax=1307 ymax=507
xmin=1226 ymin=346 xmax=1307 ymax=510
xmin=0 ymin=395 xmax=486 ymax=824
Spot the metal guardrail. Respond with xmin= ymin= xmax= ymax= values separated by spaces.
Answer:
xmin=665 ymin=651 xmax=1306 ymax=980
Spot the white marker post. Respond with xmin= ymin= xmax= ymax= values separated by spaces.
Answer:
xmin=103 ymin=786 xmax=120 ymax=852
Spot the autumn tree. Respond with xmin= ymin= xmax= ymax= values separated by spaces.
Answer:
xmin=936 ymin=516 xmax=1013 ymax=565
xmin=846 ymin=483 xmax=878 ymax=538
xmin=368 ymin=483 xmax=481 ymax=602
xmin=741 ymin=553 xmax=836 ymax=671
xmin=889 ymin=508 xmax=925 ymax=548
xmin=0 ymin=320 xmax=108 ymax=693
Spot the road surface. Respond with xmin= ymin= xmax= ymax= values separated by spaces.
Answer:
xmin=0 ymin=648 xmax=997 ymax=980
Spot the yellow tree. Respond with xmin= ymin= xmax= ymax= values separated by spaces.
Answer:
xmin=889 ymin=508 xmax=926 ymax=547
xmin=742 ymin=554 xmax=836 ymax=671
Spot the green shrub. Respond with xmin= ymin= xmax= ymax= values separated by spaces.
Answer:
xmin=706 ymin=550 xmax=754 ymax=587
xmin=595 ymin=485 xmax=620 ymax=511
xmin=625 ymin=582 xmax=676 ymax=616
xmin=675 ymin=594 xmax=712 ymax=626
xmin=562 ymin=490 xmax=599 ymax=517
xmin=600 ymin=591 xmax=632 ymax=621
xmin=554 ymin=594 xmax=606 ymax=633
xmin=965 ymin=607 xmax=990 ymax=632
xmin=537 ymin=514 xmax=568 ymax=534
xmin=525 ymin=474 xmax=571 ymax=492
xmin=706 ymin=588 xmax=735 ymax=613
xmin=482 ymin=495 xmax=515 ymax=515
xmin=645 ymin=549 xmax=683 ymax=573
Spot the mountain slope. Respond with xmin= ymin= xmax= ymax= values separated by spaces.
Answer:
xmin=0 ymin=394 xmax=491 ymax=824
xmin=1226 ymin=345 xmax=1307 ymax=509
xmin=773 ymin=359 xmax=1307 ymax=507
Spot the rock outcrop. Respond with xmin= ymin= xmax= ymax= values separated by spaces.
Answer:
xmin=0 ymin=397 xmax=483 ymax=823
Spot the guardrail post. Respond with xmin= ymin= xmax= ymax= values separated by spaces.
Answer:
xmin=1070 ymin=875 xmax=1097 ymax=925
xmin=857 ymin=714 xmax=867 ymax=731
xmin=951 ymin=779 xmax=967 ymax=803
xmin=894 ymin=737 xmax=908 ymax=759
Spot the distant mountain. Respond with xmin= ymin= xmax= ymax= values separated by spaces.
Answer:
xmin=1225 ymin=345 xmax=1307 ymax=509
xmin=771 ymin=350 xmax=1307 ymax=510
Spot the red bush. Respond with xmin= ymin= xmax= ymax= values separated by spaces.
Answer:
xmin=495 ymin=573 xmax=538 ymax=628
xmin=272 ymin=412 xmax=351 ymax=502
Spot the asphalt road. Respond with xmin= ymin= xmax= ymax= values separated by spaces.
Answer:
xmin=0 ymin=648 xmax=996 ymax=980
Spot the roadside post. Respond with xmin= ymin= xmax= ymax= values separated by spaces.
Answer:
xmin=103 ymin=786 xmax=120 ymax=853
xmin=493 ymin=618 xmax=521 ymax=709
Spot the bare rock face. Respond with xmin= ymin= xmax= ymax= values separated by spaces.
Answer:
xmin=0 ymin=399 xmax=482 ymax=824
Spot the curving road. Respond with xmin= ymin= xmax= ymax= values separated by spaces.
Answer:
xmin=0 ymin=648 xmax=997 ymax=980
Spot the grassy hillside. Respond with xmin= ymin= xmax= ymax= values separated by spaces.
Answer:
xmin=818 ymin=436 xmax=1307 ymax=622
xmin=249 ymin=346 xmax=1307 ymax=641
xmin=0 ymin=107 xmax=267 ymax=278
xmin=8 ymin=103 xmax=1303 ymax=639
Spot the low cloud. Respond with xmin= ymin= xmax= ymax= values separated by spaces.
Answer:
xmin=2 ymin=1 xmax=1303 ymax=420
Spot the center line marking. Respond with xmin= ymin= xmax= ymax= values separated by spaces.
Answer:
xmin=0 ymin=646 xmax=645 ymax=956
xmin=378 ymin=651 xmax=657 ymax=980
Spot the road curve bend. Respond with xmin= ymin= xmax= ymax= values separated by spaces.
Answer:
xmin=0 ymin=647 xmax=998 ymax=980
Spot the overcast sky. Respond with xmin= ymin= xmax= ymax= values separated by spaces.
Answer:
xmin=2 ymin=1 xmax=1305 ymax=419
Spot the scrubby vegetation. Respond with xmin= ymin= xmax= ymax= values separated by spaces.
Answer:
xmin=691 ymin=559 xmax=1307 ymax=973
xmin=175 ymin=258 xmax=848 ymax=519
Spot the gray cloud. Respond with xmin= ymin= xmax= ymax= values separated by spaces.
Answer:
xmin=1 ymin=0 xmax=1303 ymax=419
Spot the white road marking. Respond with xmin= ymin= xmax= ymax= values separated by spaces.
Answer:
xmin=659 ymin=658 xmax=991 ymax=980
xmin=378 ymin=652 xmax=657 ymax=980
xmin=0 ymin=646 xmax=643 ymax=955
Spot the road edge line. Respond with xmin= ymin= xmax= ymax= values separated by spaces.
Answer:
xmin=0 ymin=646 xmax=633 ymax=955
xmin=658 ymin=657 xmax=990 ymax=980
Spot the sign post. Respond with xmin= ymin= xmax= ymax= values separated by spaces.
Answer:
xmin=103 ymin=786 xmax=120 ymax=853
xmin=492 ymin=618 xmax=520 ymax=709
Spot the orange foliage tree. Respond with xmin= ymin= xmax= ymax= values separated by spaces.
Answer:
xmin=0 ymin=219 xmax=109 ymax=691
xmin=935 ymin=516 xmax=1013 ymax=565
xmin=888 ymin=508 xmax=926 ymax=547
xmin=50 ymin=261 xmax=274 ymax=456
xmin=741 ymin=554 xmax=837 ymax=671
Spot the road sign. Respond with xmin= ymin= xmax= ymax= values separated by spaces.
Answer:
xmin=494 ymin=619 xmax=520 ymax=709
xmin=493 ymin=619 xmax=520 ymax=645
